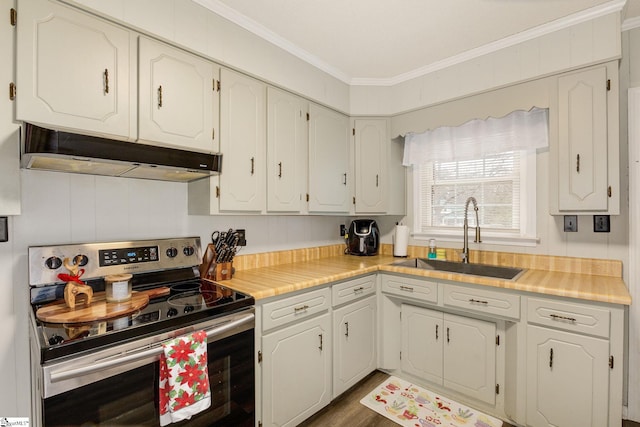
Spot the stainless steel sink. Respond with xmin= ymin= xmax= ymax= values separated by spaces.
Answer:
xmin=393 ymin=258 xmax=525 ymax=280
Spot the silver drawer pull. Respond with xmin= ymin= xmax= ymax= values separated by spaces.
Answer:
xmin=353 ymin=286 xmax=364 ymax=293
xmin=399 ymin=285 xmax=414 ymax=292
xmin=549 ymin=313 xmax=576 ymax=322
xmin=294 ymin=305 xmax=310 ymax=313
xmin=469 ymin=298 xmax=488 ymax=305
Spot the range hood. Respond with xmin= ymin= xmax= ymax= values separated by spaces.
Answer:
xmin=21 ymin=123 xmax=222 ymax=182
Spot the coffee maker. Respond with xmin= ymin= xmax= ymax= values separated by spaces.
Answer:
xmin=346 ymin=219 xmax=380 ymax=256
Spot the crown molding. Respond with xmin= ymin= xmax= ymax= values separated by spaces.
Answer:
xmin=623 ymin=15 xmax=640 ymax=31
xmin=194 ymin=0 xmax=625 ymax=87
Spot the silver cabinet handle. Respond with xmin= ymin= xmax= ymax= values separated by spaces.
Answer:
xmin=469 ymin=298 xmax=488 ymax=305
xmin=399 ymin=285 xmax=414 ymax=292
xmin=549 ymin=347 xmax=554 ymax=368
xmin=158 ymin=85 xmax=163 ymax=108
xmin=250 ymin=157 xmax=255 ymax=175
xmin=353 ymin=286 xmax=364 ymax=294
xmin=278 ymin=162 xmax=282 ymax=178
xmin=447 ymin=327 xmax=450 ymax=343
xmin=50 ymin=312 xmax=254 ymax=383
xmin=345 ymin=322 xmax=349 ymax=337
xmin=576 ymin=154 xmax=580 ymax=173
xmin=318 ymin=334 xmax=323 ymax=350
xmin=435 ymin=324 xmax=439 ymax=340
xmin=343 ymin=173 xmax=347 ymax=185
xmin=294 ymin=305 xmax=309 ymax=313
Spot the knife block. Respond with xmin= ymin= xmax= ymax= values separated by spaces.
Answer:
xmin=214 ymin=262 xmax=233 ymax=281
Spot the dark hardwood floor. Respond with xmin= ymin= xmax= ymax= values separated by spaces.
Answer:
xmin=298 ymin=370 xmax=640 ymax=427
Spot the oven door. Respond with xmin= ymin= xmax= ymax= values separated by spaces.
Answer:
xmin=37 ymin=310 xmax=254 ymax=427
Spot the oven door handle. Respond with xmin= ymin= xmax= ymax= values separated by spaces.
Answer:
xmin=49 ymin=312 xmax=255 ymax=383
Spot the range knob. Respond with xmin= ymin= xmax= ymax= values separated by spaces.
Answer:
xmin=184 ymin=305 xmax=195 ymax=313
xmin=183 ymin=246 xmax=195 ymax=257
xmin=74 ymin=254 xmax=89 ymax=267
xmin=166 ymin=247 xmax=178 ymax=258
xmin=45 ymin=256 xmax=63 ymax=270
xmin=167 ymin=307 xmax=179 ymax=317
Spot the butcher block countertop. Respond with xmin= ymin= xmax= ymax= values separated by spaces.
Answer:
xmin=223 ymin=244 xmax=631 ymax=305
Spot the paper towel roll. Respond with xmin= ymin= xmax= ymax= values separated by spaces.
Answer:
xmin=393 ymin=225 xmax=409 ymax=257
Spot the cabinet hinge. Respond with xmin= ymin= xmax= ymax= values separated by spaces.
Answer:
xmin=258 ymin=421 xmax=262 ymax=427
xmin=9 ymin=82 xmax=16 ymax=100
xmin=496 ymin=335 xmax=500 ymax=346
xmin=606 ymin=79 xmax=611 ymax=91
xmin=306 ymin=112 xmax=310 ymax=121
xmin=215 ymin=186 xmax=220 ymax=198
xmin=608 ymin=186 xmax=612 ymax=198
xmin=609 ymin=355 xmax=614 ymax=369
xmin=10 ymin=8 xmax=16 ymax=26
xmin=495 ymin=384 xmax=500 ymax=394
xmin=352 ymin=128 xmax=355 ymax=136
xmin=258 ymin=350 xmax=262 ymax=364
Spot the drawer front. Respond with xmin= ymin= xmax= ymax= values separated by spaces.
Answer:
xmin=381 ymin=275 xmax=438 ymax=304
xmin=443 ymin=284 xmax=520 ymax=320
xmin=262 ymin=287 xmax=331 ymax=332
xmin=332 ymin=275 xmax=376 ymax=307
xmin=527 ymin=297 xmax=610 ymax=338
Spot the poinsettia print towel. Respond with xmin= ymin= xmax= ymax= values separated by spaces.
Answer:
xmin=159 ymin=330 xmax=211 ymax=426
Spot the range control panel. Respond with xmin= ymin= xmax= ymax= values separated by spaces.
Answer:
xmin=28 ymin=237 xmax=202 ymax=286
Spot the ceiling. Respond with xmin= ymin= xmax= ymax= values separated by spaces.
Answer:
xmin=194 ymin=0 xmax=639 ymax=85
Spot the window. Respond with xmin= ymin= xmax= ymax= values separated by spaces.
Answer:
xmin=404 ymin=108 xmax=548 ymax=245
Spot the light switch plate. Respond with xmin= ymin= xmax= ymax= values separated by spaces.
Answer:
xmin=563 ymin=215 xmax=578 ymax=232
xmin=0 ymin=217 xmax=7 ymax=242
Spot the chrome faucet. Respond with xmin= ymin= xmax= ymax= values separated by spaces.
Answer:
xmin=462 ymin=196 xmax=481 ymax=264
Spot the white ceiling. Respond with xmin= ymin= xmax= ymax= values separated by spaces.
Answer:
xmin=194 ymin=0 xmax=638 ymax=85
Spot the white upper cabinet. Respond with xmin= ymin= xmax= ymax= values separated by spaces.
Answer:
xmin=16 ymin=0 xmax=134 ymax=139
xmin=219 ymin=68 xmax=266 ymax=212
xmin=267 ymin=87 xmax=307 ymax=213
xmin=552 ymin=63 xmax=620 ymax=214
xmin=354 ymin=119 xmax=388 ymax=213
xmin=138 ymin=36 xmax=218 ymax=153
xmin=308 ymin=103 xmax=351 ymax=213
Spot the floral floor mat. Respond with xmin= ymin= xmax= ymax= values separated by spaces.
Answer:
xmin=360 ymin=375 xmax=503 ymax=427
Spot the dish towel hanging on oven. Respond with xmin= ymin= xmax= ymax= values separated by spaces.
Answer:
xmin=159 ymin=330 xmax=211 ymax=426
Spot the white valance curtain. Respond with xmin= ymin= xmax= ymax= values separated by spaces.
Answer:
xmin=402 ymin=107 xmax=549 ymax=166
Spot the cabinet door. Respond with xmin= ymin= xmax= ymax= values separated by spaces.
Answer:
xmin=443 ymin=313 xmax=496 ymax=405
xmin=308 ymin=103 xmax=350 ymax=213
xmin=16 ymin=0 xmax=133 ymax=138
xmin=262 ymin=313 xmax=331 ymax=427
xmin=138 ymin=36 xmax=217 ymax=153
xmin=333 ymin=295 xmax=377 ymax=398
xmin=527 ymin=325 xmax=609 ymax=427
xmin=220 ymin=69 xmax=266 ymax=212
xmin=558 ymin=66 xmax=608 ymax=211
xmin=267 ymin=87 xmax=307 ymax=212
xmin=354 ymin=119 xmax=387 ymax=213
xmin=401 ymin=304 xmax=443 ymax=384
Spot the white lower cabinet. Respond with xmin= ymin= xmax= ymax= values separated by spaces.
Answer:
xmin=333 ymin=294 xmax=377 ymax=398
xmin=260 ymin=287 xmax=332 ymax=427
xmin=401 ymin=304 xmax=497 ymax=405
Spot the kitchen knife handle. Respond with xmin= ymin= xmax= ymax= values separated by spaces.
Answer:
xmin=278 ymin=162 xmax=282 ymax=178
xmin=103 ymin=69 xmax=109 ymax=94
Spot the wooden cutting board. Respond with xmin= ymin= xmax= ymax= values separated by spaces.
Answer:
xmin=35 ymin=288 xmax=167 ymax=324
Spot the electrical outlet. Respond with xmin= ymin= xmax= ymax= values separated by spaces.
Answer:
xmin=563 ymin=215 xmax=578 ymax=232
xmin=594 ymin=215 xmax=610 ymax=232
xmin=236 ymin=229 xmax=247 ymax=246
xmin=340 ymin=224 xmax=346 ymax=237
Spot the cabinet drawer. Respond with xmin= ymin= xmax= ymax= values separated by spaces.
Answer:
xmin=381 ymin=275 xmax=438 ymax=304
xmin=262 ymin=287 xmax=331 ymax=332
xmin=332 ymin=275 xmax=376 ymax=307
xmin=527 ymin=297 xmax=610 ymax=338
xmin=443 ymin=284 xmax=520 ymax=320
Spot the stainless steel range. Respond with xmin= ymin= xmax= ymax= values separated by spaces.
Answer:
xmin=28 ymin=237 xmax=255 ymax=427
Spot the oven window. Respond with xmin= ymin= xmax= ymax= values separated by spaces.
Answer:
xmin=43 ymin=329 xmax=254 ymax=426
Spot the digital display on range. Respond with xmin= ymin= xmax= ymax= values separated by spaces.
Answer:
xmin=99 ymin=246 xmax=159 ymax=267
